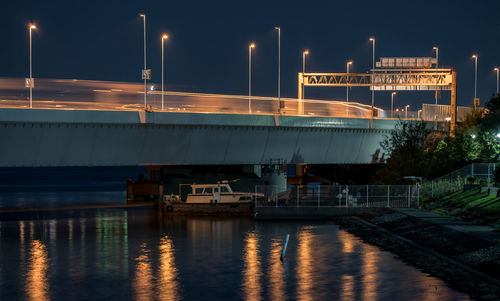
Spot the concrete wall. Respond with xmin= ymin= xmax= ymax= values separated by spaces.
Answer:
xmin=0 ymin=108 xmax=441 ymax=167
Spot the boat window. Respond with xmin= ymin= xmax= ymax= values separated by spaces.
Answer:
xmin=204 ymin=187 xmax=213 ymax=194
xmin=214 ymin=188 xmax=219 ymax=193
xmin=220 ymin=186 xmax=229 ymax=193
xmin=195 ymin=188 xmax=204 ymax=194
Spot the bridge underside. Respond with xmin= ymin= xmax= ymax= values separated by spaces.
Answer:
xmin=0 ymin=109 xmax=445 ymax=167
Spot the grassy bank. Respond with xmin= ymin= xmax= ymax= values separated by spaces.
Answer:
xmin=424 ymin=187 xmax=500 ymax=229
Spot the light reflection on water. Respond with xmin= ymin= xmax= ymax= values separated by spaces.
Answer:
xmin=158 ymin=235 xmax=179 ymax=301
xmin=242 ymin=232 xmax=261 ymax=301
xmin=0 ymin=209 xmax=471 ymax=300
xmin=26 ymin=240 xmax=49 ymax=301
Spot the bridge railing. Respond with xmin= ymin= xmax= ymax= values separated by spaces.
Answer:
xmin=254 ymin=184 xmax=420 ymax=208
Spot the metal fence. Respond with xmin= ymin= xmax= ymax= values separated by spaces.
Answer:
xmin=422 ymin=104 xmax=481 ymax=122
xmin=254 ymin=184 xmax=420 ymax=208
xmin=421 ymin=163 xmax=497 ymax=198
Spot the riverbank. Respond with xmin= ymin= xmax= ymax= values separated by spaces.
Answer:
xmin=336 ymin=208 xmax=500 ymax=300
xmin=423 ymin=187 xmax=500 ymax=229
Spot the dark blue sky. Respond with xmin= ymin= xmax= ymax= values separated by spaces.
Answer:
xmin=1 ymin=0 xmax=499 ymax=109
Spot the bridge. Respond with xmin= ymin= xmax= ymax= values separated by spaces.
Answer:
xmin=0 ymin=77 xmax=452 ymax=167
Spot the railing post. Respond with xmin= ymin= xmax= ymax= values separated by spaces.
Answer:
xmin=488 ymin=164 xmax=491 ymax=186
xmin=417 ymin=185 xmax=420 ymax=207
xmin=366 ymin=185 xmax=369 ymax=208
xmin=338 ymin=185 xmax=342 ymax=207
xmin=345 ymin=185 xmax=349 ymax=207
xmin=255 ymin=185 xmax=258 ymax=208
xmin=296 ymin=185 xmax=299 ymax=208
xmin=431 ymin=181 xmax=434 ymax=198
xmin=387 ymin=185 xmax=390 ymax=207
xmin=275 ymin=185 xmax=278 ymax=208
xmin=317 ymin=185 xmax=320 ymax=208
xmin=408 ymin=185 xmax=410 ymax=208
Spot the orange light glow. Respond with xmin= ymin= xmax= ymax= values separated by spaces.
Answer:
xmin=369 ymin=37 xmax=375 ymax=42
xmin=249 ymin=43 xmax=255 ymax=48
xmin=494 ymin=67 xmax=499 ymax=71
xmin=392 ymin=92 xmax=396 ymax=96
xmin=26 ymin=240 xmax=49 ymax=301
xmin=297 ymin=229 xmax=313 ymax=300
xmin=158 ymin=236 xmax=179 ymax=301
xmin=472 ymin=54 xmax=477 ymax=59
xmin=268 ymin=240 xmax=285 ymax=300
xmin=162 ymin=34 xmax=168 ymax=40
xmin=433 ymin=46 xmax=438 ymax=50
xmin=242 ymin=232 xmax=261 ymax=301
xmin=139 ymin=14 xmax=145 ymax=18
xmin=134 ymin=244 xmax=153 ymax=301
xmin=303 ymin=50 xmax=309 ymax=55
xmin=347 ymin=61 xmax=353 ymax=65
xmin=29 ymin=25 xmax=37 ymax=29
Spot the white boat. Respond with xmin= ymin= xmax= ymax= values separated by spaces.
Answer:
xmin=185 ymin=181 xmax=262 ymax=204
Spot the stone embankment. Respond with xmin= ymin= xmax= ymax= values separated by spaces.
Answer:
xmin=336 ymin=208 xmax=500 ymax=300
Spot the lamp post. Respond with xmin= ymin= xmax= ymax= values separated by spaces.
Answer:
xmin=494 ymin=67 xmax=499 ymax=94
xmin=140 ymin=14 xmax=148 ymax=109
xmin=161 ymin=34 xmax=168 ymax=111
xmin=472 ymin=54 xmax=478 ymax=108
xmin=405 ymin=104 xmax=410 ymax=119
xmin=249 ymin=43 xmax=255 ymax=113
xmin=346 ymin=61 xmax=353 ymax=117
xmin=302 ymin=50 xmax=309 ymax=98
xmin=369 ymin=37 xmax=375 ymax=116
xmin=28 ymin=24 xmax=37 ymax=109
xmin=433 ymin=46 xmax=439 ymax=105
xmin=418 ymin=109 xmax=422 ymax=120
xmin=275 ymin=27 xmax=280 ymax=113
xmin=391 ymin=92 xmax=396 ymax=118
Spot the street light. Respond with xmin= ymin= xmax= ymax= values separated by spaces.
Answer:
xmin=494 ymin=67 xmax=499 ymax=94
xmin=346 ymin=61 xmax=353 ymax=117
xmin=302 ymin=50 xmax=309 ymax=98
xmin=275 ymin=27 xmax=281 ymax=112
xmin=472 ymin=54 xmax=478 ymax=108
xmin=391 ymin=92 xmax=396 ymax=118
xmin=418 ymin=109 xmax=422 ymax=120
xmin=433 ymin=46 xmax=439 ymax=105
xmin=161 ymin=34 xmax=168 ymax=112
xmin=140 ymin=14 xmax=148 ymax=109
xmin=369 ymin=37 xmax=375 ymax=117
xmin=405 ymin=104 xmax=410 ymax=119
xmin=28 ymin=24 xmax=37 ymax=109
xmin=249 ymin=43 xmax=255 ymax=113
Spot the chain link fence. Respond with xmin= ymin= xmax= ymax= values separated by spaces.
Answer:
xmin=254 ymin=184 xmax=420 ymax=208
xmin=420 ymin=163 xmax=497 ymax=199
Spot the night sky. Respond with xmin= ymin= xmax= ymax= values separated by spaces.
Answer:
xmin=1 ymin=0 xmax=500 ymax=109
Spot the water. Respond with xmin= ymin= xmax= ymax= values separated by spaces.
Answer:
xmin=0 ymin=208 xmax=469 ymax=300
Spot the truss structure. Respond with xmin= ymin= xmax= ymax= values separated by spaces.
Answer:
xmin=297 ymin=68 xmax=457 ymax=134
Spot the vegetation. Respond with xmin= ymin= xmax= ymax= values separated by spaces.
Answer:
xmin=378 ymin=94 xmax=500 ymax=184
xmin=423 ymin=187 xmax=500 ymax=229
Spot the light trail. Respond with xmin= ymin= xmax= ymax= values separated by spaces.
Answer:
xmin=0 ymin=77 xmax=419 ymax=119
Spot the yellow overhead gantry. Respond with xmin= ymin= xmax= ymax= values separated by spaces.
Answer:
xmin=298 ymin=59 xmax=457 ymax=134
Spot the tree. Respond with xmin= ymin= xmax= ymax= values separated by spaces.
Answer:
xmin=377 ymin=121 xmax=432 ymax=184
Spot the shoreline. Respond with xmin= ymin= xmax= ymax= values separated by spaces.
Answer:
xmin=335 ymin=208 xmax=500 ymax=300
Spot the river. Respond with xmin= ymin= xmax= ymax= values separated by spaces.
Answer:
xmin=0 ymin=206 xmax=470 ymax=300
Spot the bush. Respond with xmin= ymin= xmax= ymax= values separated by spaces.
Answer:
xmin=467 ymin=176 xmax=477 ymax=184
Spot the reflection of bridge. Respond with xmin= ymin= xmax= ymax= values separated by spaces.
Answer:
xmin=0 ymin=78 xmax=448 ymax=167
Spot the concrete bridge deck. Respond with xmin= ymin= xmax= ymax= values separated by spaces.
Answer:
xmin=0 ymin=108 xmax=444 ymax=167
